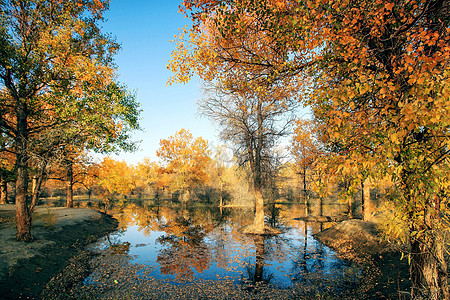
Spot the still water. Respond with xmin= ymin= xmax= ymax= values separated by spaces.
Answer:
xmin=87 ymin=203 xmax=360 ymax=291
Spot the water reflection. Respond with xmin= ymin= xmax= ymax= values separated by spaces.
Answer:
xmin=244 ymin=235 xmax=273 ymax=285
xmin=88 ymin=203 xmax=360 ymax=291
xmin=156 ymin=217 xmax=211 ymax=279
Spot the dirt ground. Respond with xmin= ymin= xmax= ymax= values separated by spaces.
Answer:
xmin=314 ymin=219 xmax=412 ymax=299
xmin=0 ymin=204 xmax=117 ymax=299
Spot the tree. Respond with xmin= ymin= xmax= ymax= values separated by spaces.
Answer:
xmin=0 ymin=0 xmax=140 ymax=241
xmin=170 ymin=8 xmax=300 ymax=233
xmin=200 ymin=83 xmax=295 ymax=233
xmin=156 ymin=129 xmax=211 ymax=200
xmin=291 ymin=119 xmax=321 ymax=216
xmin=172 ymin=0 xmax=449 ymax=297
xmin=97 ymin=156 xmax=133 ymax=205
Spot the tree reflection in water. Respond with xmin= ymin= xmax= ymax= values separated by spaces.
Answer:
xmin=89 ymin=202 xmax=360 ymax=291
xmin=156 ymin=217 xmax=212 ymax=280
xmin=243 ymin=235 xmax=274 ymax=285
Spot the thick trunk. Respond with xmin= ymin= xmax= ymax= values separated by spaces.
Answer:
xmin=15 ymin=99 xmax=32 ymax=241
xmin=409 ymin=197 xmax=449 ymax=300
xmin=410 ymin=233 xmax=449 ymax=299
xmin=0 ymin=177 xmax=7 ymax=204
xmin=66 ymin=160 xmax=73 ymax=208
xmin=253 ymin=188 xmax=265 ymax=233
xmin=15 ymin=156 xmax=32 ymax=241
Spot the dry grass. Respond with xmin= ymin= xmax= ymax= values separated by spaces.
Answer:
xmin=40 ymin=209 xmax=58 ymax=230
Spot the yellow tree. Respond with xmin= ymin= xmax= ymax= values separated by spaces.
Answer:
xmin=291 ymin=119 xmax=320 ymax=202
xmin=97 ymin=157 xmax=133 ymax=203
xmin=0 ymin=0 xmax=140 ymax=241
xmin=157 ymin=129 xmax=211 ymax=200
xmin=172 ymin=0 xmax=449 ymax=297
xmin=170 ymin=5 xmax=300 ymax=233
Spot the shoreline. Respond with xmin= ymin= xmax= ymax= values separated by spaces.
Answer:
xmin=0 ymin=205 xmax=117 ymax=299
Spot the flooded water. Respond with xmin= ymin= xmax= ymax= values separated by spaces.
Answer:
xmin=87 ymin=203 xmax=360 ymax=292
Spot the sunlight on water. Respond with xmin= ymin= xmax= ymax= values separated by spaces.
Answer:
xmin=86 ymin=203 xmax=360 ymax=290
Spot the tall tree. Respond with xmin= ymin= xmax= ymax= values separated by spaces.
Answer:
xmin=172 ymin=0 xmax=449 ymax=297
xmin=200 ymin=83 xmax=296 ymax=233
xmin=0 ymin=0 xmax=140 ymax=241
xmin=169 ymin=6 xmax=300 ymax=233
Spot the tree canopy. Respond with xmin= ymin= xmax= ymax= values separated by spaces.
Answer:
xmin=0 ymin=0 xmax=141 ymax=241
xmin=169 ymin=0 xmax=450 ymax=298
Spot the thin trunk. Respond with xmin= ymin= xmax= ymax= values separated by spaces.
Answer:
xmin=219 ymin=178 xmax=223 ymax=207
xmin=31 ymin=161 xmax=47 ymax=210
xmin=66 ymin=160 xmax=73 ymax=208
xmin=303 ymin=167 xmax=308 ymax=217
xmin=361 ymin=181 xmax=365 ymax=220
xmin=347 ymin=180 xmax=353 ymax=219
xmin=0 ymin=177 xmax=7 ymax=204
xmin=348 ymin=197 xmax=353 ymax=219
xmin=362 ymin=178 xmax=372 ymax=221
xmin=303 ymin=166 xmax=307 ymax=198
xmin=319 ymin=196 xmax=323 ymax=217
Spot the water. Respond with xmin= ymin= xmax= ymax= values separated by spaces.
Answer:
xmin=86 ymin=203 xmax=360 ymax=291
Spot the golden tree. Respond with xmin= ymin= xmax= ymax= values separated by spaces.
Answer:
xmin=171 ymin=0 xmax=449 ymax=297
xmin=0 ymin=0 xmax=140 ymax=241
xmin=157 ymin=129 xmax=212 ymax=200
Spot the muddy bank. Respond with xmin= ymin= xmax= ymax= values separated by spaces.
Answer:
xmin=315 ymin=219 xmax=411 ymax=299
xmin=0 ymin=205 xmax=117 ymax=299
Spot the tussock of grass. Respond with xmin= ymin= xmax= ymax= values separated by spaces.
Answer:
xmin=40 ymin=209 xmax=58 ymax=230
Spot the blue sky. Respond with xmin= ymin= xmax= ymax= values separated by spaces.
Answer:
xmin=101 ymin=0 xmax=219 ymax=165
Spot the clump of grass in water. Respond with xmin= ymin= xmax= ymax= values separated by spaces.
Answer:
xmin=41 ymin=209 xmax=58 ymax=230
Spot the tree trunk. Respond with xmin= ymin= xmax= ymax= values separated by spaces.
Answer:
xmin=15 ymin=155 xmax=32 ymax=241
xmin=31 ymin=161 xmax=47 ymax=210
xmin=66 ymin=160 xmax=74 ymax=208
xmin=347 ymin=179 xmax=353 ymax=219
xmin=348 ymin=197 xmax=353 ymax=219
xmin=303 ymin=167 xmax=308 ymax=217
xmin=0 ymin=177 xmax=7 ymax=204
xmin=410 ymin=232 xmax=449 ymax=299
xmin=253 ymin=188 xmax=265 ymax=233
xmin=303 ymin=166 xmax=307 ymax=198
xmin=319 ymin=196 xmax=323 ymax=217
xmin=409 ymin=197 xmax=449 ymax=299
xmin=219 ymin=178 xmax=223 ymax=207
xmin=247 ymin=97 xmax=265 ymax=234
xmin=15 ymin=100 xmax=32 ymax=242
xmin=361 ymin=178 xmax=373 ymax=221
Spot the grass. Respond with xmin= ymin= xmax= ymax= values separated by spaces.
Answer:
xmin=40 ymin=209 xmax=58 ymax=230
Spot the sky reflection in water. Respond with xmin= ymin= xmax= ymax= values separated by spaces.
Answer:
xmin=89 ymin=204 xmax=360 ymax=289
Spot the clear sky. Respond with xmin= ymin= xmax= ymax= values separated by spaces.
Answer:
xmin=100 ymin=0 xmax=219 ymax=165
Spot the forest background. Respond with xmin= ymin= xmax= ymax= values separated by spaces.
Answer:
xmin=0 ymin=0 xmax=448 ymax=300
